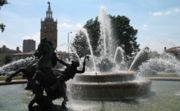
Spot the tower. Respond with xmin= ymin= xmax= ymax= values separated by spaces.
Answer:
xmin=40 ymin=1 xmax=57 ymax=48
xmin=23 ymin=39 xmax=36 ymax=52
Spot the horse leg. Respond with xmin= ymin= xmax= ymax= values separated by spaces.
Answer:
xmin=61 ymin=83 xmax=68 ymax=108
xmin=61 ymin=95 xmax=68 ymax=108
xmin=28 ymin=98 xmax=36 ymax=111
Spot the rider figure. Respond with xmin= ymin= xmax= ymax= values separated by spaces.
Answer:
xmin=32 ymin=38 xmax=56 ymax=88
xmin=56 ymin=56 xmax=89 ymax=81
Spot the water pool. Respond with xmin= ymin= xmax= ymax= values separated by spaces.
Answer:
xmin=0 ymin=81 xmax=180 ymax=111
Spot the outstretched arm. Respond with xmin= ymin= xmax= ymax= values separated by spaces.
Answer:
xmin=76 ymin=56 xmax=89 ymax=73
xmin=56 ymin=56 xmax=70 ymax=67
xmin=6 ymin=69 xmax=26 ymax=82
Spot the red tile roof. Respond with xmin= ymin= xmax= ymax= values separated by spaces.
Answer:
xmin=12 ymin=51 xmax=34 ymax=56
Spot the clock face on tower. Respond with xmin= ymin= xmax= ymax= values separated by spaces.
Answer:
xmin=43 ymin=23 xmax=56 ymax=32
xmin=44 ymin=26 xmax=47 ymax=30
xmin=41 ymin=21 xmax=57 ymax=48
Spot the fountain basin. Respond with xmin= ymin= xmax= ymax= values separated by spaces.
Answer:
xmin=70 ymin=79 xmax=151 ymax=100
xmin=75 ymin=71 xmax=136 ymax=82
xmin=70 ymin=71 xmax=151 ymax=100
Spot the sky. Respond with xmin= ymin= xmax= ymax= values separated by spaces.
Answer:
xmin=0 ymin=0 xmax=180 ymax=53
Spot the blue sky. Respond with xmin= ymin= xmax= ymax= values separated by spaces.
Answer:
xmin=0 ymin=0 xmax=180 ymax=52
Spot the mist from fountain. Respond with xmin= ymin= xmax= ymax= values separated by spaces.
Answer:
xmin=114 ymin=46 xmax=125 ymax=64
xmin=98 ymin=7 xmax=113 ymax=57
xmin=0 ymin=57 xmax=35 ymax=75
xmin=94 ymin=7 xmax=125 ymax=72
xmin=70 ymin=7 xmax=151 ymax=100
xmin=137 ymin=53 xmax=180 ymax=76
xmin=76 ymin=8 xmax=128 ymax=72
xmin=70 ymin=45 xmax=81 ymax=64
xmin=128 ymin=47 xmax=150 ymax=71
xmin=79 ymin=28 xmax=97 ymax=72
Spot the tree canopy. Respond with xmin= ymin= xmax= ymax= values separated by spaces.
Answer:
xmin=111 ymin=15 xmax=139 ymax=57
xmin=72 ymin=31 xmax=90 ymax=58
xmin=72 ymin=15 xmax=139 ymax=59
xmin=0 ymin=0 xmax=8 ymax=7
xmin=0 ymin=0 xmax=8 ymax=32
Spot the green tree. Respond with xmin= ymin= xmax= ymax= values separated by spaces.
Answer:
xmin=72 ymin=31 xmax=90 ymax=58
xmin=72 ymin=15 xmax=139 ymax=59
xmin=0 ymin=0 xmax=7 ymax=7
xmin=111 ymin=15 xmax=139 ymax=58
xmin=84 ymin=17 xmax=100 ymax=56
xmin=0 ymin=0 xmax=8 ymax=32
xmin=0 ymin=54 xmax=6 ymax=66
xmin=4 ymin=54 xmax=12 ymax=64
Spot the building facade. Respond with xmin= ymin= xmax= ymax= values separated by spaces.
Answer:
xmin=0 ymin=45 xmax=21 ymax=54
xmin=164 ymin=46 xmax=180 ymax=59
xmin=40 ymin=2 xmax=57 ymax=49
xmin=23 ymin=39 xmax=36 ymax=52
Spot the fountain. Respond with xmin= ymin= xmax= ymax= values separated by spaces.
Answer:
xmin=129 ymin=47 xmax=150 ymax=71
xmin=0 ymin=57 xmax=35 ymax=75
xmin=138 ymin=53 xmax=180 ymax=76
xmin=0 ymin=6 xmax=180 ymax=111
xmin=70 ymin=8 xmax=151 ymax=100
xmin=114 ymin=46 xmax=125 ymax=64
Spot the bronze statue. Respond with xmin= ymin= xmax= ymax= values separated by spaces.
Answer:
xmin=28 ymin=83 xmax=57 ymax=111
xmin=57 ymin=55 xmax=89 ymax=81
xmin=45 ymin=55 xmax=89 ymax=108
xmin=5 ymin=38 xmax=89 ymax=110
xmin=34 ymin=37 xmax=89 ymax=109
xmin=32 ymin=38 xmax=57 ymax=88
xmin=6 ymin=59 xmax=37 ymax=90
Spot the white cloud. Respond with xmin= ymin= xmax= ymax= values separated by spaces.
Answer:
xmin=152 ymin=8 xmax=180 ymax=16
xmin=56 ymin=22 xmax=83 ymax=52
xmin=0 ymin=40 xmax=16 ymax=50
xmin=141 ymin=24 xmax=149 ymax=31
xmin=75 ymin=23 xmax=83 ymax=29
xmin=139 ymin=38 xmax=178 ymax=53
xmin=0 ymin=10 xmax=20 ymax=19
xmin=0 ymin=40 xmax=7 ymax=47
xmin=57 ymin=42 xmax=68 ymax=52
xmin=165 ymin=10 xmax=171 ymax=15
xmin=61 ymin=23 xmax=73 ymax=28
xmin=9 ymin=0 xmax=29 ymax=6
xmin=174 ymin=8 xmax=180 ymax=13
xmin=161 ymin=39 xmax=177 ymax=48
xmin=152 ymin=11 xmax=163 ymax=16
xmin=59 ymin=22 xmax=83 ymax=29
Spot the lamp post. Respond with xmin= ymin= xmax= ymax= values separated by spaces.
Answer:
xmin=68 ymin=32 xmax=72 ymax=59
